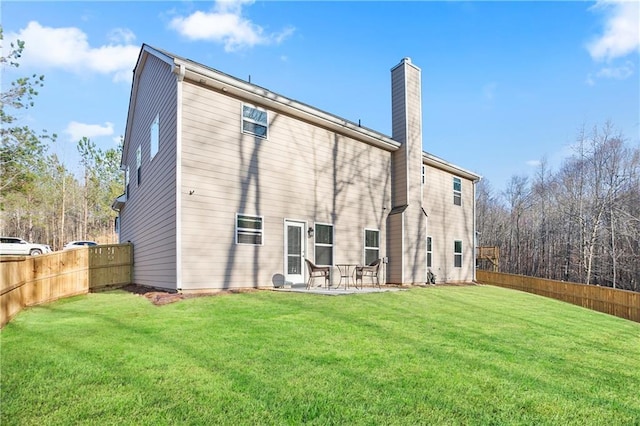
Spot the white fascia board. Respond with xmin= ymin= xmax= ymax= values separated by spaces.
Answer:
xmin=111 ymin=194 xmax=126 ymax=212
xmin=141 ymin=44 xmax=174 ymax=67
xmin=176 ymin=61 xmax=401 ymax=152
xmin=423 ymin=152 xmax=482 ymax=182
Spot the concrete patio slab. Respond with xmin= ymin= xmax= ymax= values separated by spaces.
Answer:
xmin=272 ymin=285 xmax=406 ymax=295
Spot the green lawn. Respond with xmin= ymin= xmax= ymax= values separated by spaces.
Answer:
xmin=1 ymin=285 xmax=639 ymax=425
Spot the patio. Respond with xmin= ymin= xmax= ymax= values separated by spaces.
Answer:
xmin=273 ymin=284 xmax=406 ymax=296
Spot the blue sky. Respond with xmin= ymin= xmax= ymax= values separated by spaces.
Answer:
xmin=3 ymin=0 xmax=639 ymax=191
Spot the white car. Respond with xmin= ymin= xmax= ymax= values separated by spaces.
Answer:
xmin=0 ymin=237 xmax=52 ymax=256
xmin=63 ymin=241 xmax=98 ymax=250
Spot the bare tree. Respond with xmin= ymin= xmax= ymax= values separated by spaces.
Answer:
xmin=476 ymin=122 xmax=639 ymax=292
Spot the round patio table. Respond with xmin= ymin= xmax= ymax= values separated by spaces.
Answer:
xmin=335 ymin=264 xmax=359 ymax=289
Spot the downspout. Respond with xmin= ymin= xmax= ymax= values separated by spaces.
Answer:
xmin=175 ymin=63 xmax=185 ymax=290
xmin=473 ymin=178 xmax=478 ymax=282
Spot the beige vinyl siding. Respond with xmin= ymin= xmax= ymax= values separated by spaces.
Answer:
xmin=386 ymin=213 xmax=403 ymax=284
xmin=389 ymin=59 xmax=427 ymax=284
xmin=423 ymin=164 xmax=475 ymax=283
xmin=179 ymin=81 xmax=392 ymax=289
xmin=391 ymin=64 xmax=407 ymax=144
xmin=390 ymin=64 xmax=408 ymax=207
xmin=392 ymin=145 xmax=408 ymax=206
xmin=403 ymin=208 xmax=427 ymax=283
xmin=119 ymin=54 xmax=178 ymax=290
xmin=404 ymin=64 xmax=423 ymax=207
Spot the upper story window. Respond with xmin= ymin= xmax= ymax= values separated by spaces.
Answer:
xmin=364 ymin=229 xmax=380 ymax=266
xmin=314 ymin=223 xmax=333 ymax=266
xmin=453 ymin=177 xmax=462 ymax=206
xmin=150 ymin=114 xmax=159 ymax=159
xmin=236 ymin=214 xmax=263 ymax=245
xmin=242 ymin=104 xmax=268 ymax=139
xmin=422 ymin=165 xmax=426 ymax=185
xmin=136 ymin=145 xmax=142 ymax=186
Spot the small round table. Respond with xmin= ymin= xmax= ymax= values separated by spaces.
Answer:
xmin=335 ymin=264 xmax=358 ymax=289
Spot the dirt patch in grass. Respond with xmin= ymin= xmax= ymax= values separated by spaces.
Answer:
xmin=121 ymin=284 xmax=257 ymax=306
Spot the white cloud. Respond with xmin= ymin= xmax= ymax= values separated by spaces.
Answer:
xmin=6 ymin=21 xmax=139 ymax=82
xmin=65 ymin=121 xmax=114 ymax=142
xmin=169 ymin=0 xmax=294 ymax=52
xmin=526 ymin=160 xmax=541 ymax=167
xmin=108 ymin=28 xmax=136 ymax=44
xmin=586 ymin=0 xmax=639 ymax=62
xmin=596 ymin=60 xmax=635 ymax=79
xmin=585 ymin=1 xmax=638 ymax=85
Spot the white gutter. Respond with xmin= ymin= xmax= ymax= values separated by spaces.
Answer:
xmin=423 ymin=152 xmax=482 ymax=182
xmin=175 ymin=63 xmax=186 ymax=291
xmin=473 ymin=180 xmax=478 ymax=282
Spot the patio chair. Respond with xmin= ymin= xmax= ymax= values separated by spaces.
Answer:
xmin=305 ymin=259 xmax=331 ymax=289
xmin=355 ymin=258 xmax=382 ymax=288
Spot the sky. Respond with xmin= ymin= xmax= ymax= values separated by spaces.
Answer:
xmin=3 ymin=0 xmax=639 ymax=193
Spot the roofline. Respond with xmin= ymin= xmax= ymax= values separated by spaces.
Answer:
xmin=121 ymin=45 xmax=180 ymax=168
xmin=172 ymin=57 xmax=401 ymax=152
xmin=122 ymin=44 xmax=482 ymax=181
xmin=423 ymin=152 xmax=482 ymax=181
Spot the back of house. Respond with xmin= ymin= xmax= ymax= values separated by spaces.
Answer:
xmin=113 ymin=45 xmax=480 ymax=292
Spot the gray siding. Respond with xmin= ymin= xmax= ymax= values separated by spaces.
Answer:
xmin=120 ymin=54 xmax=178 ymax=290
xmin=179 ymin=81 xmax=392 ymax=290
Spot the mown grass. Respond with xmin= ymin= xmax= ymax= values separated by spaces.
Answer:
xmin=1 ymin=285 xmax=639 ymax=425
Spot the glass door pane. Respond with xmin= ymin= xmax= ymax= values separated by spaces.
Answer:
xmin=287 ymin=225 xmax=302 ymax=274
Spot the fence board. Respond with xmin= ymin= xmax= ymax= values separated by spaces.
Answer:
xmin=476 ymin=270 xmax=640 ymax=323
xmin=0 ymin=243 xmax=132 ymax=328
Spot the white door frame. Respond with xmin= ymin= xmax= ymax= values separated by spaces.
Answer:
xmin=284 ymin=219 xmax=306 ymax=286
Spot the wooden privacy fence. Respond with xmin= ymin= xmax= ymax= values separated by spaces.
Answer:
xmin=0 ymin=243 xmax=132 ymax=328
xmin=476 ymin=270 xmax=640 ymax=323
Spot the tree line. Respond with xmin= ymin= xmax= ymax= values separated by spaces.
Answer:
xmin=477 ymin=122 xmax=640 ymax=292
xmin=1 ymin=28 xmax=122 ymax=250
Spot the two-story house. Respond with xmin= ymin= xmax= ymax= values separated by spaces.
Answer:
xmin=113 ymin=45 xmax=481 ymax=292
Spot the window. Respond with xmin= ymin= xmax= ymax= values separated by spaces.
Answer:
xmin=454 ymin=240 xmax=463 ymax=268
xmin=453 ymin=177 xmax=462 ymax=206
xmin=364 ymin=229 xmax=380 ymax=266
xmin=136 ymin=145 xmax=142 ymax=186
xmin=427 ymin=236 xmax=433 ymax=268
xmin=125 ymin=166 xmax=130 ymax=198
xmin=242 ymin=104 xmax=268 ymax=139
xmin=150 ymin=114 xmax=159 ymax=159
xmin=422 ymin=165 xmax=426 ymax=185
xmin=236 ymin=214 xmax=263 ymax=245
xmin=314 ymin=224 xmax=333 ymax=266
